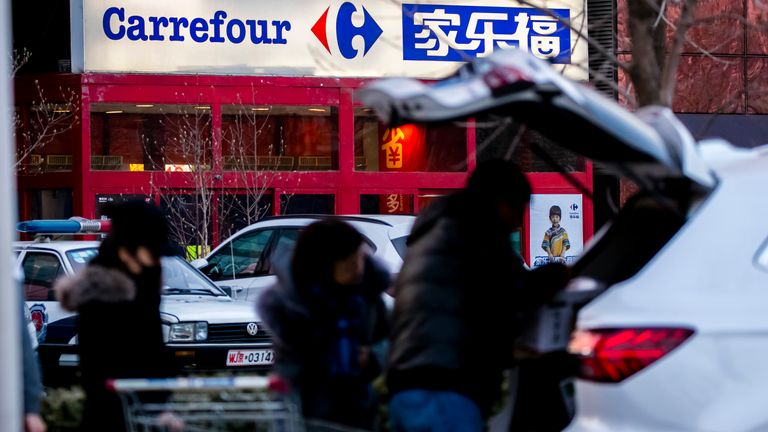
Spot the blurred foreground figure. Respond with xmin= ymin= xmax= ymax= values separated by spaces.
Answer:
xmin=55 ymin=201 xmax=176 ymax=432
xmin=259 ymin=219 xmax=391 ymax=430
xmin=386 ymin=160 xmax=567 ymax=432
xmin=21 ymin=297 xmax=46 ymax=432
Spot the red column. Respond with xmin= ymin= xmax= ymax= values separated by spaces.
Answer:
xmin=338 ymin=88 xmax=357 ymax=214
xmin=79 ymin=79 xmax=94 ymax=218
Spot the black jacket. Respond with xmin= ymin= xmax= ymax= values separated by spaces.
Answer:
xmin=258 ymin=251 xmax=390 ymax=428
xmin=56 ymin=259 xmax=173 ymax=432
xmin=386 ymin=192 xmax=561 ymax=417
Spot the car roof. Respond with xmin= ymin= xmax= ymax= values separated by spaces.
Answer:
xmin=208 ymin=214 xmax=415 ymax=262
xmin=14 ymin=240 xmax=100 ymax=253
xmin=258 ymin=214 xmax=415 ymax=226
xmin=234 ymin=214 xmax=414 ymax=233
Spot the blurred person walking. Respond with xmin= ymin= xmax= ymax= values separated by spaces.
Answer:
xmin=258 ymin=219 xmax=391 ymax=430
xmin=55 ymin=201 xmax=177 ymax=432
xmin=386 ymin=160 xmax=568 ymax=432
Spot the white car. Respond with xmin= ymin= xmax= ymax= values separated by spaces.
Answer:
xmin=359 ymin=49 xmax=768 ymax=431
xmin=192 ymin=215 xmax=415 ymax=303
xmin=16 ymin=237 xmax=273 ymax=385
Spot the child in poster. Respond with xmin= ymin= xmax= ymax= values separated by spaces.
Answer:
xmin=541 ymin=205 xmax=570 ymax=263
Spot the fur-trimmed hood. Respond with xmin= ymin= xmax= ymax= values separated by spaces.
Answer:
xmin=54 ymin=265 xmax=137 ymax=312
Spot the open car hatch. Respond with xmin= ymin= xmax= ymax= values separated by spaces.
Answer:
xmin=357 ymin=49 xmax=715 ymax=190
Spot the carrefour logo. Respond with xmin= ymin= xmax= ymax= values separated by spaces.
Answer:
xmin=101 ymin=7 xmax=292 ymax=45
xmin=311 ymin=2 xmax=383 ymax=59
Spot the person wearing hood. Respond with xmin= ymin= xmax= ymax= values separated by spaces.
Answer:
xmin=258 ymin=219 xmax=391 ymax=429
xmin=386 ymin=159 xmax=569 ymax=432
xmin=54 ymin=201 xmax=178 ymax=432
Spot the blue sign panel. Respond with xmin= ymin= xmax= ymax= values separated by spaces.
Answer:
xmin=402 ymin=4 xmax=571 ymax=64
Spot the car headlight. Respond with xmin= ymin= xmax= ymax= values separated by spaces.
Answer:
xmin=195 ymin=322 xmax=208 ymax=341
xmin=169 ymin=322 xmax=208 ymax=342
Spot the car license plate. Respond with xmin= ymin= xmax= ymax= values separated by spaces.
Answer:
xmin=226 ymin=349 xmax=275 ymax=366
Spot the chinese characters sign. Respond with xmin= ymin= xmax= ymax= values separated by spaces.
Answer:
xmin=403 ymin=4 xmax=570 ymax=63
xmin=78 ymin=0 xmax=588 ymax=80
xmin=378 ymin=124 xmax=426 ymax=172
xmin=381 ymin=128 xmax=405 ymax=169
xmin=379 ymin=194 xmax=413 ymax=214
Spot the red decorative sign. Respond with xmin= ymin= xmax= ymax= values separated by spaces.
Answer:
xmin=379 ymin=193 xmax=412 ymax=214
xmin=378 ymin=124 xmax=426 ymax=172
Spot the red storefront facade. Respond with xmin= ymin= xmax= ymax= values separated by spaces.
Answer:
xmin=14 ymin=72 xmax=593 ymax=263
xmin=14 ymin=0 xmax=594 ymax=264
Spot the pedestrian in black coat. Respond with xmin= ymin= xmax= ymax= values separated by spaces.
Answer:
xmin=386 ymin=160 xmax=569 ymax=432
xmin=258 ymin=219 xmax=391 ymax=430
xmin=55 ymin=201 xmax=177 ymax=432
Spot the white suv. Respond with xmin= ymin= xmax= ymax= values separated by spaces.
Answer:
xmin=192 ymin=215 xmax=414 ymax=303
xmin=17 ymin=238 xmax=273 ymax=386
xmin=359 ymin=49 xmax=768 ymax=432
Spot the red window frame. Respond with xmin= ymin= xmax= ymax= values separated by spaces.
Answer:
xmin=15 ymin=73 xmax=592 ymax=248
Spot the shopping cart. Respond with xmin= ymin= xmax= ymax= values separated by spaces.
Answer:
xmin=108 ymin=375 xmax=304 ymax=432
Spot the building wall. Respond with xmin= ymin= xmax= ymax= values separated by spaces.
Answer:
xmin=617 ymin=0 xmax=768 ymax=115
xmin=616 ymin=0 xmax=768 ymax=204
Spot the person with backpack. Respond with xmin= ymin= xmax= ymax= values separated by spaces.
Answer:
xmin=258 ymin=219 xmax=391 ymax=430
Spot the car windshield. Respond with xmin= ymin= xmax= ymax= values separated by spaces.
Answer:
xmin=160 ymin=257 xmax=226 ymax=296
xmin=66 ymin=248 xmax=225 ymax=296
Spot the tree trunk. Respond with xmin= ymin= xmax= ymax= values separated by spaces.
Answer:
xmin=627 ymin=0 xmax=668 ymax=107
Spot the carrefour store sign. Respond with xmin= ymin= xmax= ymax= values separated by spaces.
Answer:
xmin=73 ymin=0 xmax=588 ymax=80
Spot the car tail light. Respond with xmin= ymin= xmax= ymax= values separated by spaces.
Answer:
xmin=568 ymin=327 xmax=694 ymax=383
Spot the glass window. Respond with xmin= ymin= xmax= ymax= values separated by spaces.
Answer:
xmin=160 ymin=194 xmax=213 ymax=260
xmin=202 ymin=229 xmax=275 ymax=281
xmin=392 ymin=236 xmax=408 ymax=260
xmin=754 ymin=236 xmax=768 ymax=273
xmin=22 ymin=252 xmax=65 ymax=301
xmin=18 ymin=99 xmax=79 ymax=173
xmin=354 ymin=108 xmax=467 ymax=172
xmin=475 ymin=115 xmax=585 ymax=172
xmin=280 ymin=194 xmax=335 ymax=215
xmin=161 ymin=257 xmax=224 ymax=295
xmin=30 ymin=189 xmax=73 ymax=220
xmin=90 ymin=104 xmax=212 ymax=172
xmin=218 ymin=193 xmax=274 ymax=242
xmin=95 ymin=194 xmax=152 ymax=217
xmin=417 ymin=193 xmax=448 ymax=212
xmin=274 ymin=228 xmax=301 ymax=252
xmin=66 ymin=248 xmax=99 ymax=273
xmin=360 ymin=194 xmax=414 ymax=215
xmin=222 ymin=105 xmax=338 ymax=172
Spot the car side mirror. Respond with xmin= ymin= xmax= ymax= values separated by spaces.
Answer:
xmin=190 ymin=258 xmax=209 ymax=270
xmin=220 ymin=286 xmax=233 ymax=297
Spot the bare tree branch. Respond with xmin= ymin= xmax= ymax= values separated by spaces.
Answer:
xmin=11 ymin=48 xmax=31 ymax=77
xmin=15 ymin=81 xmax=80 ymax=170
xmin=11 ymin=50 xmax=81 ymax=172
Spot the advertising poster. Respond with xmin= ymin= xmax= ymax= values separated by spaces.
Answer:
xmin=529 ymin=194 xmax=582 ymax=268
